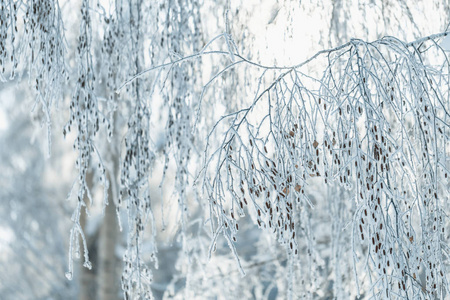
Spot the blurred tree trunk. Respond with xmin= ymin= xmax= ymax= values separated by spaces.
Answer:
xmin=78 ymin=162 xmax=120 ymax=300
xmin=78 ymin=208 xmax=97 ymax=300
xmin=79 ymin=171 xmax=96 ymax=300
xmin=97 ymin=194 xmax=120 ymax=300
xmin=97 ymin=109 xmax=121 ymax=300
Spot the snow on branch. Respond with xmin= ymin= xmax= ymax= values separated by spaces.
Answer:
xmin=124 ymin=31 xmax=450 ymax=298
xmin=200 ymin=33 xmax=450 ymax=298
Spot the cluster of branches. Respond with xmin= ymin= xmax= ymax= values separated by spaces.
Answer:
xmin=1 ymin=0 xmax=449 ymax=298
xmin=198 ymin=33 xmax=450 ymax=298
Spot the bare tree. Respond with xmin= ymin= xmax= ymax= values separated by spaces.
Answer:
xmin=1 ymin=1 xmax=449 ymax=299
